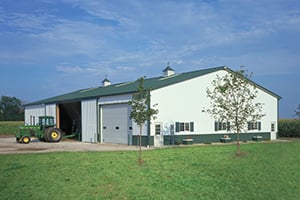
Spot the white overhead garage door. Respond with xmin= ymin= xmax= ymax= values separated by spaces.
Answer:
xmin=102 ymin=103 xmax=131 ymax=144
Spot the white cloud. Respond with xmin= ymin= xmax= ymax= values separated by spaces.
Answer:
xmin=56 ymin=65 xmax=84 ymax=73
xmin=1 ymin=0 xmax=300 ymax=81
xmin=62 ymin=0 xmax=136 ymax=27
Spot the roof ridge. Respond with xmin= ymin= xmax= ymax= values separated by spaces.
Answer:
xmin=143 ymin=65 xmax=226 ymax=81
xmin=25 ymin=65 xmax=280 ymax=106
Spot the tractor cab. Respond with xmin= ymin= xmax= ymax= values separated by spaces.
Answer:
xmin=39 ymin=116 xmax=55 ymax=131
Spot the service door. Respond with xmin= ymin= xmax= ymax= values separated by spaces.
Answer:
xmin=102 ymin=103 xmax=131 ymax=144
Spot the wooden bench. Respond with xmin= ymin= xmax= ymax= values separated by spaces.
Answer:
xmin=253 ymin=135 xmax=263 ymax=142
xmin=182 ymin=138 xmax=194 ymax=145
xmin=220 ymin=137 xmax=232 ymax=143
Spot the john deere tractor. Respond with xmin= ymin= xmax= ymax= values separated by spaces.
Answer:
xmin=16 ymin=116 xmax=63 ymax=144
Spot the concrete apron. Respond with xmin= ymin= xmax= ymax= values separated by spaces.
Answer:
xmin=0 ymin=137 xmax=149 ymax=154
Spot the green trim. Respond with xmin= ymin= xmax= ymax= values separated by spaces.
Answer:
xmin=131 ymin=133 xmax=270 ymax=146
xmin=132 ymin=136 xmax=154 ymax=146
xmin=163 ymin=132 xmax=270 ymax=145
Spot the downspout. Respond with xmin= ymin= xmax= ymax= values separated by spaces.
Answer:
xmin=96 ymin=98 xmax=99 ymax=142
xmin=99 ymin=104 xmax=103 ymax=144
xmin=147 ymin=90 xmax=151 ymax=147
xmin=147 ymin=119 xmax=151 ymax=147
xmin=43 ymin=103 xmax=46 ymax=116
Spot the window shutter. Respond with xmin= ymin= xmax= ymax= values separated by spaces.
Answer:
xmin=248 ymin=122 xmax=251 ymax=130
xmin=258 ymin=122 xmax=261 ymax=130
xmin=215 ymin=121 xmax=218 ymax=131
xmin=190 ymin=122 xmax=194 ymax=132
xmin=227 ymin=122 xmax=230 ymax=131
xmin=175 ymin=122 xmax=180 ymax=132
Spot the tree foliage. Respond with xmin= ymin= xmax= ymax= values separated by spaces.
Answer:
xmin=129 ymin=78 xmax=158 ymax=126
xmin=129 ymin=77 xmax=158 ymax=163
xmin=206 ymin=67 xmax=264 ymax=155
xmin=278 ymin=119 xmax=300 ymax=138
xmin=0 ymin=96 xmax=24 ymax=121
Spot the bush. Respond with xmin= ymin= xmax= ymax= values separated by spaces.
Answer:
xmin=278 ymin=119 xmax=300 ymax=137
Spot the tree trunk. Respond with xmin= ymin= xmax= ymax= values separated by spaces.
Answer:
xmin=138 ymin=124 xmax=142 ymax=163
xmin=236 ymin=129 xmax=241 ymax=155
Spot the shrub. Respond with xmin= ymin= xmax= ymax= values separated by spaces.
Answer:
xmin=175 ymin=139 xmax=182 ymax=145
xmin=278 ymin=119 xmax=300 ymax=137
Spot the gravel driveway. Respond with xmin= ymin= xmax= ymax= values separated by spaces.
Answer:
xmin=0 ymin=136 xmax=147 ymax=154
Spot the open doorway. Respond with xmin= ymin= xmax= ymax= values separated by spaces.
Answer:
xmin=58 ymin=102 xmax=81 ymax=140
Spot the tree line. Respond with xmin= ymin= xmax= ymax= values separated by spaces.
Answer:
xmin=0 ymin=96 xmax=24 ymax=121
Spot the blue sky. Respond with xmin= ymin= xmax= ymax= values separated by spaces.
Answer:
xmin=0 ymin=0 xmax=299 ymax=118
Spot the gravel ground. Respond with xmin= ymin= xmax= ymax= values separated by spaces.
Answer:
xmin=0 ymin=135 xmax=294 ymax=155
xmin=0 ymin=136 xmax=147 ymax=154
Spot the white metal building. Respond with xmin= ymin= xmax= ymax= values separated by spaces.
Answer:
xmin=24 ymin=66 xmax=280 ymax=146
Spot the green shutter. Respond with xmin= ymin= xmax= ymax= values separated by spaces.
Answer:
xmin=258 ymin=122 xmax=261 ymax=130
xmin=215 ymin=121 xmax=218 ymax=131
xmin=175 ymin=122 xmax=180 ymax=132
xmin=190 ymin=122 xmax=194 ymax=132
xmin=227 ymin=122 xmax=230 ymax=131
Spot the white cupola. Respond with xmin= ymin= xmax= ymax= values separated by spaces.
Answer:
xmin=102 ymin=76 xmax=111 ymax=87
xmin=162 ymin=63 xmax=175 ymax=77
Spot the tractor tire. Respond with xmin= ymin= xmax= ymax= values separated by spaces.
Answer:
xmin=21 ymin=136 xmax=31 ymax=144
xmin=43 ymin=128 xmax=51 ymax=142
xmin=46 ymin=127 xmax=62 ymax=143
xmin=16 ymin=137 xmax=20 ymax=143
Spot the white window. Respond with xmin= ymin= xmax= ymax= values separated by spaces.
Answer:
xmin=248 ymin=121 xmax=261 ymax=130
xmin=184 ymin=123 xmax=190 ymax=131
xmin=155 ymin=123 xmax=162 ymax=135
xmin=179 ymin=123 xmax=185 ymax=132
xmin=271 ymin=122 xmax=275 ymax=132
xmin=215 ymin=121 xmax=230 ymax=131
xmin=175 ymin=122 xmax=194 ymax=132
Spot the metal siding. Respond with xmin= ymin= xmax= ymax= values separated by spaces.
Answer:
xmin=98 ymin=94 xmax=132 ymax=105
xmin=102 ymin=103 xmax=130 ymax=144
xmin=46 ymin=104 xmax=56 ymax=121
xmin=24 ymin=105 xmax=45 ymax=125
xmin=81 ymin=99 xmax=97 ymax=143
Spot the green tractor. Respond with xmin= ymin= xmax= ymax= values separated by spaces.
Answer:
xmin=16 ymin=116 xmax=63 ymax=144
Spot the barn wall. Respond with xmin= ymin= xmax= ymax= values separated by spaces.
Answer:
xmin=24 ymin=104 xmax=45 ymax=125
xmin=255 ymin=88 xmax=279 ymax=139
xmin=150 ymin=70 xmax=279 ymax=146
xmin=25 ymin=104 xmax=57 ymax=126
xmin=150 ymin=71 xmax=226 ymax=137
xmin=81 ymin=99 xmax=98 ymax=143
xmin=45 ymin=104 xmax=56 ymax=122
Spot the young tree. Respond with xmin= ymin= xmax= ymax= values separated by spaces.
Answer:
xmin=295 ymin=104 xmax=300 ymax=118
xmin=129 ymin=77 xmax=158 ymax=163
xmin=206 ymin=67 xmax=264 ymax=155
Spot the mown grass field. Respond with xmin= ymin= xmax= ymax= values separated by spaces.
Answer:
xmin=0 ymin=121 xmax=23 ymax=135
xmin=0 ymin=141 xmax=299 ymax=200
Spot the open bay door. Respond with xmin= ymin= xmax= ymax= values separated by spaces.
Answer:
xmin=101 ymin=103 xmax=132 ymax=144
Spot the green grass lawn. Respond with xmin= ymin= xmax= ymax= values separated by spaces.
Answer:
xmin=0 ymin=121 xmax=24 ymax=135
xmin=0 ymin=141 xmax=299 ymax=200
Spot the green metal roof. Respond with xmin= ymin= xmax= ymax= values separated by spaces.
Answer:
xmin=26 ymin=66 xmax=280 ymax=106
